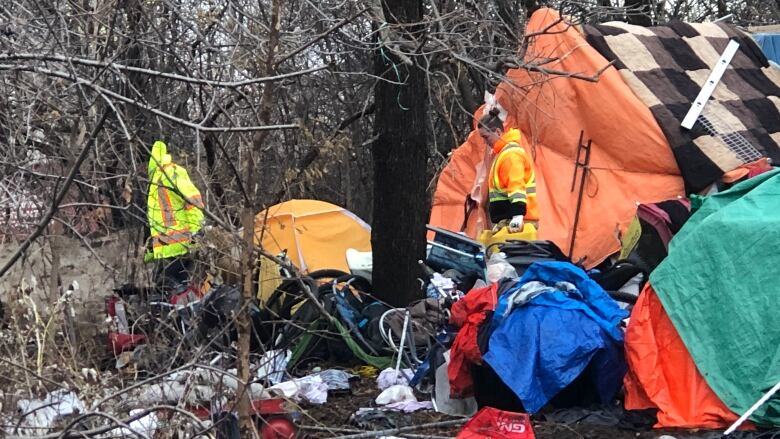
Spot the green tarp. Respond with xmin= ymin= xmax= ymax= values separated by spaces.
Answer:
xmin=651 ymin=169 xmax=780 ymax=426
xmin=289 ymin=318 xmax=393 ymax=370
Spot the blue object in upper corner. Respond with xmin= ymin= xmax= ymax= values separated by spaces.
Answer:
xmin=755 ymin=33 xmax=780 ymax=65
xmin=483 ymin=261 xmax=629 ymax=414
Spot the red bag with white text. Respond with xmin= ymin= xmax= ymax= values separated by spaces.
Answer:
xmin=456 ymin=407 xmax=535 ymax=439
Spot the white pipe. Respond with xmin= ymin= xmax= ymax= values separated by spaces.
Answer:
xmin=724 ymin=377 xmax=780 ymax=435
xmin=394 ymin=310 xmax=410 ymax=381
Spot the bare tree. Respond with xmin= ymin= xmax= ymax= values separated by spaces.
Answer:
xmin=1 ymin=0 xmax=775 ymax=436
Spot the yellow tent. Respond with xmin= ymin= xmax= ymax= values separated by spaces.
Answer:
xmin=254 ymin=199 xmax=371 ymax=274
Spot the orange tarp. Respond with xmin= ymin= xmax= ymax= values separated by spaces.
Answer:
xmin=430 ymin=8 xmax=685 ymax=267
xmin=624 ymin=284 xmax=744 ymax=429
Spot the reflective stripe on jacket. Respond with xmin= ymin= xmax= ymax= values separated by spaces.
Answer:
xmin=488 ymin=129 xmax=539 ymax=221
xmin=146 ymin=141 xmax=205 ymax=260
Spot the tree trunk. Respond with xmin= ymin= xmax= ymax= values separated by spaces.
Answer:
xmin=371 ymin=0 xmax=429 ymax=308
xmin=625 ymin=0 xmax=653 ymax=26
xmin=237 ymin=206 xmax=256 ymax=437
xmin=236 ymin=0 xmax=282 ymax=436
xmin=716 ymin=0 xmax=728 ymax=18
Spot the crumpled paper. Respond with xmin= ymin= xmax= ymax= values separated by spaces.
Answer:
xmin=268 ymin=375 xmax=328 ymax=404
xmin=375 ymin=384 xmax=433 ymax=413
xmin=376 ymin=367 xmax=413 ymax=390
xmin=385 ymin=400 xmax=434 ymax=413
xmin=316 ymin=369 xmax=356 ymax=391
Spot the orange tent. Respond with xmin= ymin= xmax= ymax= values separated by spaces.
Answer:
xmin=254 ymin=199 xmax=371 ymax=273
xmin=430 ymin=8 xmax=685 ymax=267
xmin=624 ymin=284 xmax=746 ymax=429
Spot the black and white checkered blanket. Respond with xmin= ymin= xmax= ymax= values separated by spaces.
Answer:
xmin=584 ymin=21 xmax=780 ymax=192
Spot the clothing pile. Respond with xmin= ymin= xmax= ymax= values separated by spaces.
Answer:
xmin=447 ymin=262 xmax=628 ymax=414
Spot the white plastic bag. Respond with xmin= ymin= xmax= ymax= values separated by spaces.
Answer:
xmin=486 ymin=252 xmax=518 ymax=284
xmin=377 ymin=367 xmax=412 ymax=390
xmin=375 ymin=384 xmax=416 ymax=405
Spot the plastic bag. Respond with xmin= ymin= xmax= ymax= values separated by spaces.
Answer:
xmin=457 ymin=407 xmax=535 ymax=439
xmin=377 ymin=367 xmax=413 ymax=390
xmin=426 ymin=273 xmax=457 ymax=299
xmin=376 ymin=384 xmax=416 ymax=405
xmin=486 ymin=252 xmax=518 ymax=284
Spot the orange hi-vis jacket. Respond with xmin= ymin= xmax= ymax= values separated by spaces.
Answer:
xmin=488 ymin=129 xmax=538 ymax=221
xmin=145 ymin=141 xmax=204 ymax=261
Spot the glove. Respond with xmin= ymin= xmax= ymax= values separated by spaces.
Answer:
xmin=508 ymin=215 xmax=524 ymax=233
xmin=491 ymin=219 xmax=508 ymax=233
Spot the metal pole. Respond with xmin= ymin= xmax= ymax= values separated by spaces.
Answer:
xmin=724 ymin=377 xmax=780 ymax=435
xmin=568 ymin=137 xmax=592 ymax=260
xmin=570 ymin=130 xmax=585 ymax=192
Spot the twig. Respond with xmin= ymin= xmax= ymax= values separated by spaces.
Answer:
xmin=0 ymin=110 xmax=108 ymax=279
xmin=0 ymin=53 xmax=328 ymax=87
xmin=0 ymin=357 xmax=66 ymax=388
xmin=300 ymin=425 xmax=453 ymax=439
xmin=523 ymin=59 xmax=617 ymax=83
xmin=54 ymin=411 xmax=145 ymax=439
xmin=91 ymin=362 xmax=198 ymax=409
xmin=275 ymin=8 xmax=369 ymax=67
xmin=327 ymin=419 xmax=467 ymax=439
xmin=0 ymin=64 xmax=299 ymax=133
xmin=7 ymin=404 xmax=209 ymax=439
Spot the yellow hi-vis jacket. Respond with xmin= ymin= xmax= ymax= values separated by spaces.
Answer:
xmin=488 ymin=129 xmax=538 ymax=221
xmin=145 ymin=141 xmax=204 ymax=262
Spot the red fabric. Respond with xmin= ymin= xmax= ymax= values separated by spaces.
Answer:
xmin=624 ymin=284 xmax=751 ymax=429
xmin=721 ymin=158 xmax=773 ymax=183
xmin=457 ymin=407 xmax=535 ymax=439
xmin=108 ymin=332 xmax=146 ymax=356
xmin=448 ymin=284 xmax=498 ymax=397
xmin=747 ymin=158 xmax=773 ymax=178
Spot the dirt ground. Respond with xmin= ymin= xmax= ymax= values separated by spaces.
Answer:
xmin=293 ymin=375 xmax=748 ymax=439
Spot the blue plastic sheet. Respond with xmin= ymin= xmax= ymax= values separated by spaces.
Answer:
xmin=483 ymin=262 xmax=628 ymax=413
xmin=755 ymin=34 xmax=780 ymax=65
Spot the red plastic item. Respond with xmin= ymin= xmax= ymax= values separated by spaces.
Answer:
xmin=186 ymin=405 xmax=211 ymax=420
xmin=251 ymin=398 xmax=289 ymax=415
xmin=260 ymin=417 xmax=296 ymax=439
xmin=170 ymin=283 xmax=202 ymax=305
xmin=457 ymin=407 xmax=535 ymax=439
xmin=105 ymin=296 xmax=119 ymax=317
xmin=108 ymin=332 xmax=146 ymax=355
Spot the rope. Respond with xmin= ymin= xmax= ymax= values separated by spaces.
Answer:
xmin=378 ymin=23 xmax=410 ymax=111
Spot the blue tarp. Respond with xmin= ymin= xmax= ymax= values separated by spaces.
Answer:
xmin=755 ymin=33 xmax=780 ymax=65
xmin=483 ymin=262 xmax=628 ymax=413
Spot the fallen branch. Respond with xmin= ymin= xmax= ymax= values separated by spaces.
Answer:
xmin=327 ymin=419 xmax=467 ymax=439
xmin=7 ymin=404 xmax=210 ymax=439
xmin=300 ymin=425 xmax=453 ymax=439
